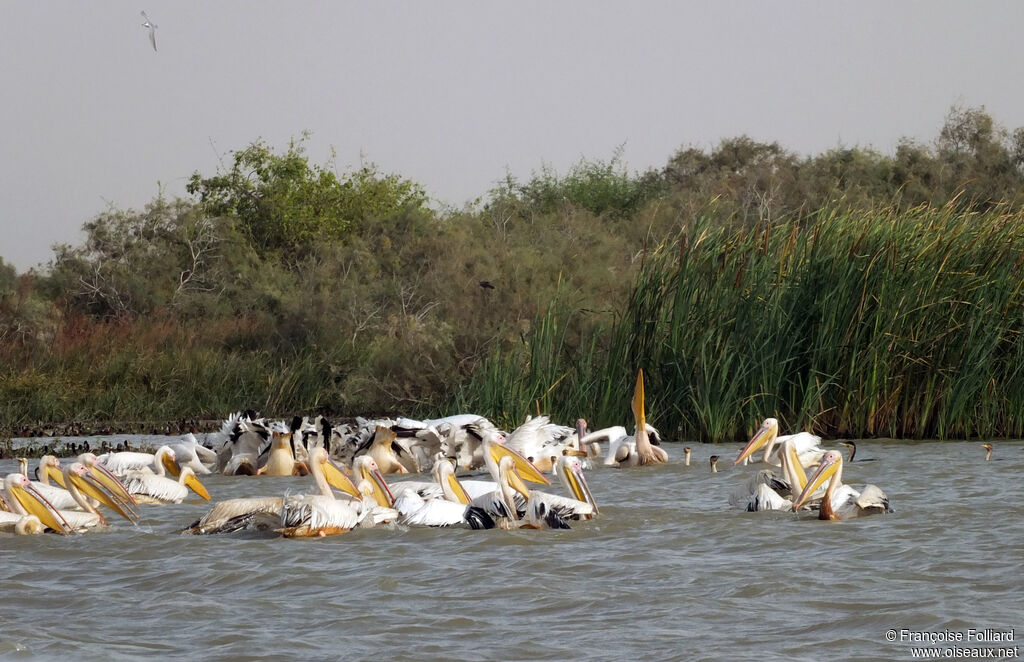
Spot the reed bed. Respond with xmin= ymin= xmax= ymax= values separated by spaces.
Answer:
xmin=456 ymin=206 xmax=1024 ymax=441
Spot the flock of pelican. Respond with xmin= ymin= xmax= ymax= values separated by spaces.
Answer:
xmin=729 ymin=417 xmax=891 ymax=519
xmin=12 ymin=368 xmax=979 ymax=537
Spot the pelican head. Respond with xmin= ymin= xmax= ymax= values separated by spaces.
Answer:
xmin=555 ymin=455 xmax=598 ymax=516
xmin=311 ymin=448 xmax=361 ymax=499
xmin=432 ymin=457 xmax=471 ymax=505
xmin=497 ymin=456 xmax=532 ymax=517
xmin=353 ymin=456 xmax=394 ymax=507
xmin=484 ymin=435 xmax=551 ymax=486
xmin=573 ymin=418 xmax=589 ymax=455
xmin=734 ymin=418 xmax=779 ymax=465
xmin=179 ymin=467 xmax=212 ymax=501
xmin=792 ymin=450 xmax=843 ymax=511
xmin=77 ymin=452 xmax=140 ymax=510
xmin=4 ymin=473 xmax=73 ymax=534
xmin=983 ymin=444 xmax=993 ymax=461
xmin=65 ymin=462 xmax=139 ymax=523
xmin=631 ymin=369 xmax=668 ymax=465
xmin=15 ymin=514 xmax=45 ymax=536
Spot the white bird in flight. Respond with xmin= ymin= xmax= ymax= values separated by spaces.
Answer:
xmin=140 ymin=11 xmax=158 ymax=51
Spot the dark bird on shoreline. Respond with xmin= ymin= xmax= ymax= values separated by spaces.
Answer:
xmin=479 ymin=280 xmax=495 ymax=290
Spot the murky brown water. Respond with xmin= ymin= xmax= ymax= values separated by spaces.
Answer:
xmin=1 ymin=438 xmax=1021 ymax=661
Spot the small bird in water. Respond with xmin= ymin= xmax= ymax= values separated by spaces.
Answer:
xmin=709 ymin=455 xmax=719 ymax=473
xmin=840 ymin=441 xmax=876 ymax=462
xmin=983 ymin=443 xmax=993 ymax=461
xmin=683 ymin=447 xmax=691 ymax=466
xmin=141 ymin=11 xmax=158 ymax=51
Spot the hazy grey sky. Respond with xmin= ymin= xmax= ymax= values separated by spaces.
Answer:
xmin=2 ymin=1 xmax=1022 ymax=271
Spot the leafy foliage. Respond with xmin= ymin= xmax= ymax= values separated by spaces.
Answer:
xmin=186 ymin=137 xmax=428 ymax=257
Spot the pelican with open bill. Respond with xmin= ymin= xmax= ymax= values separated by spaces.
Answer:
xmin=631 ymin=368 xmax=668 ymax=465
xmin=791 ymin=450 xmax=890 ymax=520
xmin=734 ymin=418 xmax=826 ymax=468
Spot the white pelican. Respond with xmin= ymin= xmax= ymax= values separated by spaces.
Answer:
xmin=474 ymin=456 xmax=594 ymax=529
xmin=123 ymin=466 xmax=211 ymax=504
xmin=76 ymin=452 xmax=142 ymax=513
xmin=20 ymin=456 xmax=80 ymax=510
xmin=792 ymin=450 xmax=890 ymax=520
xmin=734 ymin=418 xmax=827 ymax=468
xmin=257 ymin=424 xmax=310 ymax=477
xmin=364 ymin=426 xmax=414 ymax=475
xmin=731 ymin=439 xmax=811 ymax=512
xmin=169 ymin=434 xmax=218 ymax=475
xmin=350 ymin=456 xmax=397 ymax=508
xmin=394 ymin=458 xmax=483 ymax=527
xmin=481 ymin=432 xmax=552 ymax=488
xmin=54 ymin=462 xmax=140 ymax=531
xmin=0 ymin=513 xmax=46 ymax=535
xmin=603 ymin=369 xmax=668 ymax=466
xmin=2 ymin=473 xmax=73 ymax=535
xmin=277 ymin=452 xmax=396 ymax=537
xmin=503 ymin=416 xmax=580 ymax=472
xmin=182 ymin=448 xmax=361 ymax=535
xmin=98 ymin=445 xmax=178 ymax=478
xmin=529 ymin=454 xmax=599 ymax=520
xmin=216 ymin=412 xmax=271 ymax=475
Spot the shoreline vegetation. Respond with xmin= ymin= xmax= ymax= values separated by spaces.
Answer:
xmin=4 ymin=105 xmax=1024 ymax=443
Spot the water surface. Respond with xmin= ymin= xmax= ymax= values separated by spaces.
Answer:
xmin=1 ymin=439 xmax=1021 ymax=661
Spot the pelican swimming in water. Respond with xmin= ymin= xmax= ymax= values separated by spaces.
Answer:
xmin=478 ymin=456 xmax=596 ymax=529
xmin=363 ymin=426 xmax=413 ymax=475
xmin=182 ymin=448 xmax=362 ymax=535
xmin=734 ymin=418 xmax=827 ymax=468
xmin=169 ymin=434 xmax=218 ymax=475
xmin=122 ymin=466 xmax=211 ymax=504
xmin=731 ymin=438 xmax=811 ymax=512
xmin=98 ymin=445 xmax=178 ymax=478
xmin=20 ymin=456 xmax=79 ymax=510
xmin=0 ymin=513 xmax=46 ymax=535
xmin=394 ymin=458 xmax=498 ymax=528
xmin=606 ymin=369 xmax=668 ymax=466
xmin=257 ymin=423 xmax=310 ymax=477
xmin=52 ymin=463 xmax=140 ymax=531
xmin=215 ymin=412 xmax=272 ymax=475
xmin=277 ymin=452 xmax=397 ymax=537
xmin=2 ymin=473 xmax=73 ymax=535
xmin=792 ymin=450 xmax=890 ymax=520
xmin=75 ymin=452 xmax=141 ymax=513
xmin=503 ymin=416 xmax=584 ymax=472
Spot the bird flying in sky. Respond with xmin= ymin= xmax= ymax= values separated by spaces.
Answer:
xmin=141 ymin=11 xmax=158 ymax=51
